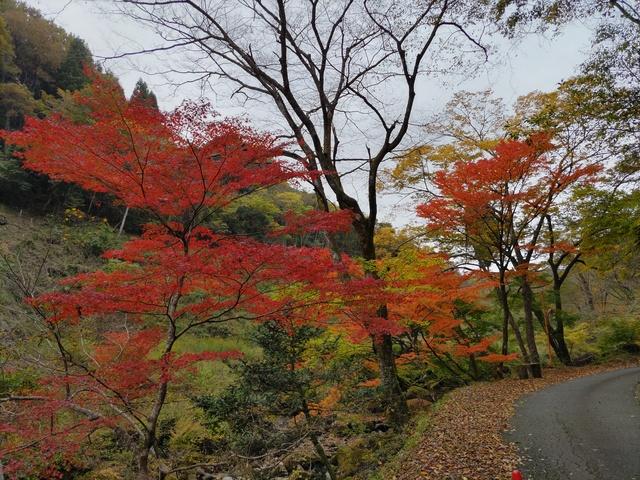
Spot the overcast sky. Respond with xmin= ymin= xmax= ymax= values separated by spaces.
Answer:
xmin=22 ymin=0 xmax=594 ymax=111
xmin=19 ymin=0 xmax=596 ymax=224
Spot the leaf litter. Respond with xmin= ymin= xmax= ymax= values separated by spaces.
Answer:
xmin=392 ymin=361 xmax=640 ymax=479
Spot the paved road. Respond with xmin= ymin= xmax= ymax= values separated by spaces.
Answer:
xmin=504 ymin=366 xmax=640 ymax=480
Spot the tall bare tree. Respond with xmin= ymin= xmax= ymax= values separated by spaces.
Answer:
xmin=114 ymin=0 xmax=496 ymax=426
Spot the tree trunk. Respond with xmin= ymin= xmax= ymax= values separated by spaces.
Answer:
xmin=508 ymin=311 xmax=530 ymax=363
xmin=118 ymin=206 xmax=129 ymax=236
xmin=520 ymin=277 xmax=541 ymax=374
xmin=468 ymin=353 xmax=479 ymax=380
xmin=301 ymin=397 xmax=337 ymax=480
xmin=501 ymin=308 xmax=509 ymax=357
xmin=550 ymin=327 xmax=572 ymax=365
xmin=136 ymin=447 xmax=151 ymax=480
xmin=496 ymin=284 xmax=529 ymax=362
xmin=354 ymin=217 xmax=410 ymax=427
xmin=533 ymin=306 xmax=572 ymax=365
xmin=577 ymin=273 xmax=596 ymax=311
xmin=318 ymin=215 xmax=410 ymax=427
xmin=372 ymin=332 xmax=410 ymax=428
xmin=550 ymin=284 xmax=572 ymax=365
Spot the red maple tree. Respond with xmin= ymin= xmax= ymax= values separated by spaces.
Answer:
xmin=0 ymin=71 xmax=353 ymax=479
xmin=417 ymin=135 xmax=601 ymax=368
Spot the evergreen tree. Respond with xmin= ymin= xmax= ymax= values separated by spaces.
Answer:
xmin=55 ymin=36 xmax=93 ymax=92
xmin=0 ymin=16 xmax=18 ymax=82
xmin=131 ymin=78 xmax=158 ymax=109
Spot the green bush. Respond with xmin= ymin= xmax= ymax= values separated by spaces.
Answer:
xmin=563 ymin=323 xmax=599 ymax=356
xmin=0 ymin=368 xmax=36 ymax=393
xmin=61 ymin=208 xmax=119 ymax=257
xmin=598 ymin=318 xmax=640 ymax=354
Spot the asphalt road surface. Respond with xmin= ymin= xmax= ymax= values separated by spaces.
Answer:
xmin=504 ymin=366 xmax=640 ymax=480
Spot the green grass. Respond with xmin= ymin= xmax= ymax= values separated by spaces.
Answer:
xmin=174 ymin=334 xmax=260 ymax=356
xmin=172 ymin=330 xmax=262 ymax=393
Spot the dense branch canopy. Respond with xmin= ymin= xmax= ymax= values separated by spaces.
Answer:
xmin=113 ymin=0 xmax=492 ymax=241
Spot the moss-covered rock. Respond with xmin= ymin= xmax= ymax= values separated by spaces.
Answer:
xmin=283 ymin=452 xmax=309 ymax=472
xmin=288 ymin=469 xmax=311 ymax=480
xmin=336 ymin=437 xmax=372 ymax=477
xmin=78 ymin=468 xmax=124 ymax=480
xmin=406 ymin=385 xmax=432 ymax=400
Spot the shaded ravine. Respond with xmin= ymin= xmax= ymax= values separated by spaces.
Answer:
xmin=504 ymin=366 xmax=640 ymax=480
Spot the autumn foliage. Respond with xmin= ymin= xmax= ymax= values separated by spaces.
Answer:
xmin=419 ymin=134 xmax=601 ymax=244
xmin=0 ymin=71 xmax=354 ymax=478
xmin=417 ymin=134 xmax=601 ymax=365
xmin=381 ymin=250 xmax=514 ymax=373
xmin=0 ymin=71 xmax=515 ymax=478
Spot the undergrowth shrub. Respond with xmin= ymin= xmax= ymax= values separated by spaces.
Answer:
xmin=598 ymin=318 xmax=640 ymax=354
